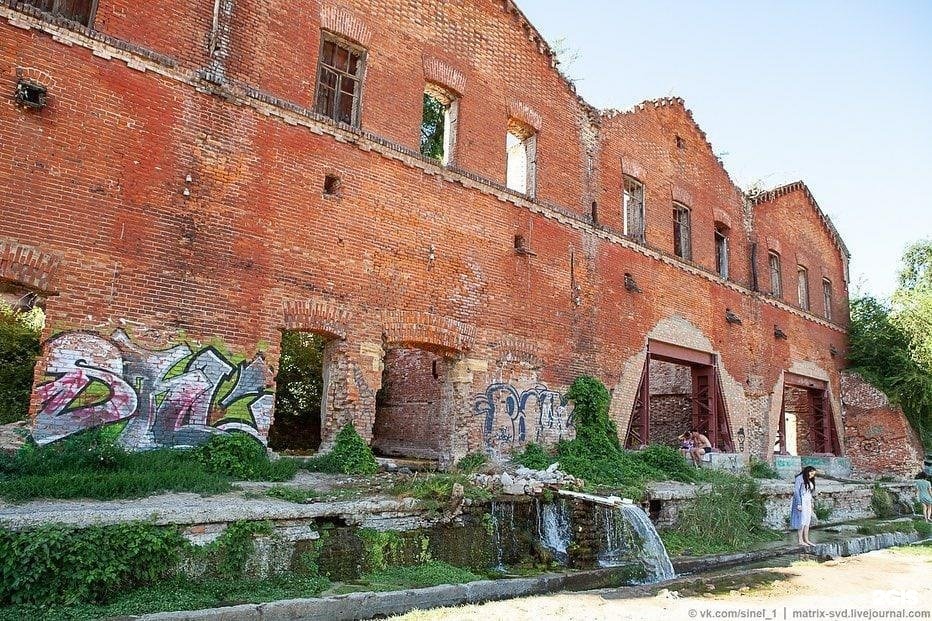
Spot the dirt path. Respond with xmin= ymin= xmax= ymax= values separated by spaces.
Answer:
xmin=395 ymin=546 xmax=932 ymax=620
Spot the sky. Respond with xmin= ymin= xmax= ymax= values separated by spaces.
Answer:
xmin=518 ymin=0 xmax=932 ymax=299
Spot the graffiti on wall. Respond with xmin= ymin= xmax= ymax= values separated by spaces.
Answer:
xmin=473 ymin=383 xmax=573 ymax=449
xmin=33 ymin=329 xmax=272 ymax=448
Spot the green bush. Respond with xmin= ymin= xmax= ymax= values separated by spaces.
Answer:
xmin=513 ymin=443 xmax=555 ymax=470
xmin=749 ymin=458 xmax=779 ymax=479
xmin=814 ymin=500 xmax=833 ymax=522
xmin=455 ymin=452 xmax=488 ymax=474
xmin=870 ymin=485 xmax=898 ymax=518
xmin=0 ymin=523 xmax=185 ymax=606
xmin=660 ymin=476 xmax=779 ymax=556
xmin=194 ymin=432 xmax=268 ymax=479
xmin=304 ymin=424 xmax=378 ymax=475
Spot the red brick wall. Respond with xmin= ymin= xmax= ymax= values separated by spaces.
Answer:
xmin=841 ymin=371 xmax=923 ymax=478
xmin=0 ymin=2 xmax=858 ymax=463
xmin=373 ymin=347 xmax=445 ymax=459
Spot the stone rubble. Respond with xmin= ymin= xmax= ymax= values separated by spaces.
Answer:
xmin=469 ymin=462 xmax=584 ymax=497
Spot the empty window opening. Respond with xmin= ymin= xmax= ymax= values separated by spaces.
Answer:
xmin=769 ymin=251 xmax=782 ymax=298
xmin=314 ymin=35 xmax=365 ymax=127
xmin=675 ymin=135 xmax=686 ymax=149
xmin=714 ymin=224 xmax=729 ymax=279
xmin=591 ymin=201 xmax=599 ymax=225
xmin=420 ymin=84 xmax=458 ymax=165
xmin=15 ymin=79 xmax=47 ymax=109
xmin=373 ymin=347 xmax=448 ymax=460
xmin=623 ymin=176 xmax=645 ymax=240
xmin=672 ymin=202 xmax=691 ymax=260
xmin=506 ymin=118 xmax=537 ymax=197
xmin=0 ymin=285 xmax=45 ymax=426
xmin=268 ymin=331 xmax=328 ymax=453
xmin=645 ymin=359 xmax=693 ymax=447
xmin=323 ymin=174 xmax=342 ymax=195
xmin=14 ymin=0 xmax=97 ymax=27
xmin=797 ymin=265 xmax=810 ymax=311
xmin=822 ymin=278 xmax=833 ymax=321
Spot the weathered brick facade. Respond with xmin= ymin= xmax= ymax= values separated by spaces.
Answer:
xmin=0 ymin=0 xmax=908 ymax=471
xmin=840 ymin=371 xmax=923 ymax=478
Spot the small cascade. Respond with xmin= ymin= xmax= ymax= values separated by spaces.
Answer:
xmin=618 ymin=503 xmax=675 ymax=583
xmin=559 ymin=490 xmax=674 ymax=584
xmin=490 ymin=501 xmax=516 ymax=570
xmin=537 ymin=498 xmax=572 ymax=564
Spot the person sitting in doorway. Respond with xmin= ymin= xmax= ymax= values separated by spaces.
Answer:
xmin=678 ymin=432 xmax=694 ymax=459
xmin=688 ymin=429 xmax=712 ymax=466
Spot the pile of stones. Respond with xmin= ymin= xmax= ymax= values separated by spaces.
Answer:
xmin=470 ymin=462 xmax=584 ymax=496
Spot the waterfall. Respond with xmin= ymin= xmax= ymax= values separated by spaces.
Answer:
xmin=592 ymin=501 xmax=675 ymax=584
xmin=619 ymin=504 xmax=675 ymax=583
xmin=490 ymin=501 xmax=516 ymax=571
xmin=537 ymin=499 xmax=572 ymax=564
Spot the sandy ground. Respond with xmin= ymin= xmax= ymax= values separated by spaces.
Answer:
xmin=395 ymin=546 xmax=932 ymax=621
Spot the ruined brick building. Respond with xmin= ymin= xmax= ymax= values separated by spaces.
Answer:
xmin=0 ymin=0 xmax=922 ymax=474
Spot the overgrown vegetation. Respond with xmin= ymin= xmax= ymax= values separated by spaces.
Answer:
xmin=749 ymin=458 xmax=779 ymax=479
xmin=870 ymin=484 xmax=898 ymax=519
xmin=455 ymin=452 xmax=488 ymax=474
xmin=392 ymin=473 xmax=492 ymax=512
xmin=303 ymin=424 xmax=378 ymax=475
xmin=360 ymin=561 xmax=481 ymax=591
xmin=0 ymin=520 xmax=329 ymax=620
xmin=0 ymin=303 xmax=43 ymax=426
xmin=514 ymin=376 xmax=700 ymax=498
xmin=265 ymin=486 xmax=319 ymax=503
xmin=0 ymin=427 xmax=296 ymax=502
xmin=194 ymin=433 xmax=298 ymax=480
xmin=814 ymin=500 xmax=833 ymax=522
xmin=848 ymin=240 xmax=932 ymax=447
xmin=660 ymin=476 xmax=781 ymax=556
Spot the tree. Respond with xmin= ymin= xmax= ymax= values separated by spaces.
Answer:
xmin=848 ymin=239 xmax=932 ymax=447
xmin=0 ymin=303 xmax=44 ymax=425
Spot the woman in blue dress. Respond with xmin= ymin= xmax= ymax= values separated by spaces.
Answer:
xmin=790 ymin=466 xmax=817 ymax=547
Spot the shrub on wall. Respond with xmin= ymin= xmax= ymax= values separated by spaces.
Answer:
xmin=304 ymin=424 xmax=378 ymax=475
xmin=870 ymin=484 xmax=897 ymax=518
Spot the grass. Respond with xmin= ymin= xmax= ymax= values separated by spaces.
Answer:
xmin=0 ymin=574 xmax=330 ymax=621
xmin=392 ymin=473 xmax=492 ymax=512
xmin=660 ymin=474 xmax=783 ymax=556
xmin=357 ymin=561 xmax=482 ymax=591
xmin=265 ymin=486 xmax=319 ymax=503
xmin=0 ymin=428 xmax=298 ymax=502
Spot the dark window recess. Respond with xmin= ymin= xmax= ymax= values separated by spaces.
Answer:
xmin=323 ymin=174 xmax=342 ymax=195
xmin=591 ymin=201 xmax=599 ymax=225
xmin=797 ymin=266 xmax=810 ymax=312
xmin=714 ymin=226 xmax=729 ymax=279
xmin=623 ymin=176 xmax=645 ymax=240
xmin=675 ymin=135 xmax=686 ymax=149
xmin=314 ymin=37 xmax=365 ymax=127
xmin=12 ymin=0 xmax=97 ymax=26
xmin=15 ymin=79 xmax=47 ymax=109
xmin=822 ymin=278 xmax=833 ymax=321
xmin=769 ymin=251 xmax=782 ymax=298
xmin=672 ymin=202 xmax=691 ymax=260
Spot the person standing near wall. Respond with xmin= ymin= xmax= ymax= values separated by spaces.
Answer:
xmin=914 ymin=471 xmax=932 ymax=522
xmin=791 ymin=466 xmax=817 ymax=547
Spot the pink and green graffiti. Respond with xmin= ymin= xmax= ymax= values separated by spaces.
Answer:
xmin=33 ymin=329 xmax=273 ymax=448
